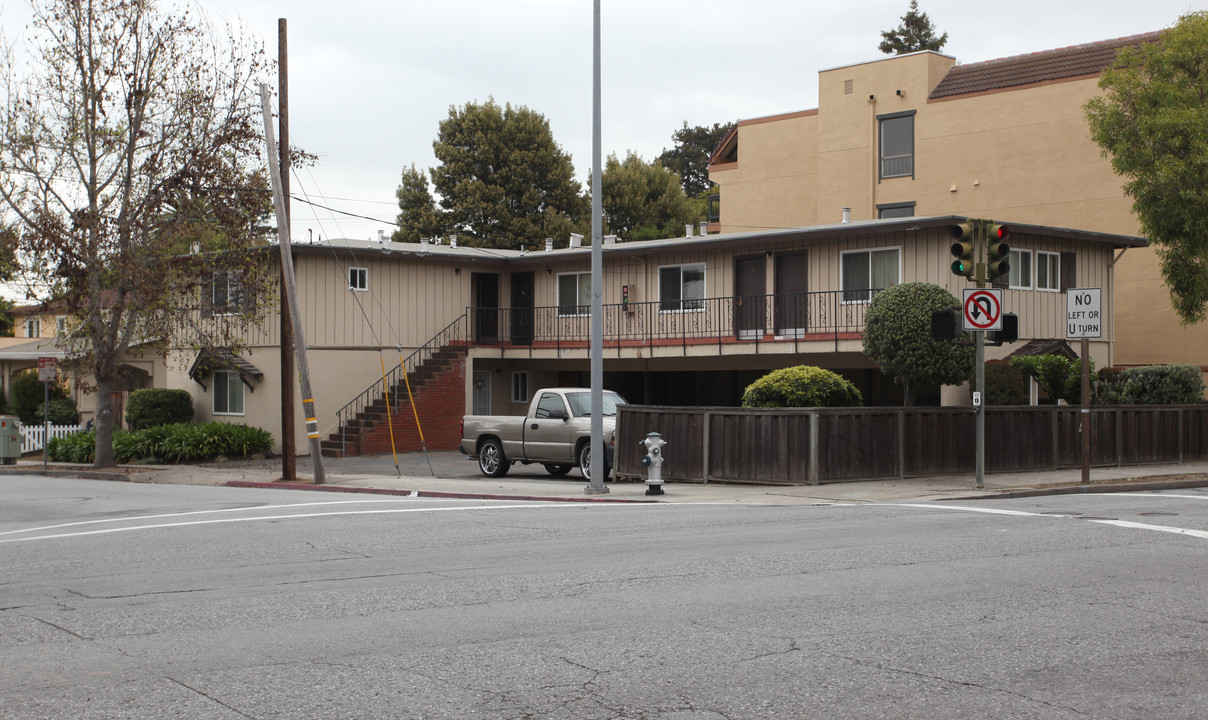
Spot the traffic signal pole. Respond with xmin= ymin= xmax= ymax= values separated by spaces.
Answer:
xmin=973 ymin=220 xmax=986 ymax=490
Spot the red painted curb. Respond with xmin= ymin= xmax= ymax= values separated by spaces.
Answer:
xmin=225 ymin=480 xmax=658 ymax=504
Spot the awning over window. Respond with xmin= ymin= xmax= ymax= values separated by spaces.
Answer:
xmin=188 ymin=349 xmax=263 ymax=392
xmin=1005 ymin=338 xmax=1079 ymax=361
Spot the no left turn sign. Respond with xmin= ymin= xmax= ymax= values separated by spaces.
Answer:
xmin=962 ymin=288 xmax=1003 ymax=331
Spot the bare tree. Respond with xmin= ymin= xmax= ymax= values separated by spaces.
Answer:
xmin=0 ymin=0 xmax=277 ymax=467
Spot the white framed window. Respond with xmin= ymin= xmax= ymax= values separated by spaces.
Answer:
xmin=557 ymin=272 xmax=591 ymax=316
xmin=840 ymin=247 xmax=900 ymax=303
xmin=1036 ymin=251 xmax=1060 ymax=291
xmin=1009 ymin=249 xmax=1033 ymax=289
xmin=658 ymin=263 xmax=705 ymax=312
xmin=213 ymin=371 xmax=245 ymax=415
xmin=55 ymin=317 xmax=67 ymax=336
xmin=879 ymin=111 xmax=915 ymax=179
xmin=24 ymin=318 xmax=40 ymax=338
xmin=210 ymin=271 xmax=245 ymax=315
xmin=348 ymin=267 xmax=368 ymax=292
xmin=511 ymin=371 xmax=529 ymax=404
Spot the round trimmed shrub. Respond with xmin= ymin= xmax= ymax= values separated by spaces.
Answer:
xmin=37 ymin=397 xmax=80 ymax=425
xmin=126 ymin=389 xmax=194 ymax=430
xmin=8 ymin=369 xmax=68 ymax=425
xmin=741 ymin=365 xmax=863 ymax=408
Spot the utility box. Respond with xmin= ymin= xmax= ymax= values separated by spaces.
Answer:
xmin=0 ymin=416 xmax=20 ymax=464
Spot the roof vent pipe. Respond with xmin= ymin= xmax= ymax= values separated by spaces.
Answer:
xmin=420 ymin=237 xmax=429 ymax=253
xmin=450 ymin=234 xmax=457 ymax=248
xmin=545 ymin=238 xmax=554 ymax=252
xmin=377 ymin=230 xmax=386 ymax=242
xmin=699 ymin=221 xmax=708 ymax=236
xmin=842 ymin=207 xmax=851 ymax=224
xmin=569 ymin=233 xmax=583 ymax=248
xmin=686 ymin=224 xmax=694 ymax=237
xmin=604 ymin=235 xmax=616 ymax=245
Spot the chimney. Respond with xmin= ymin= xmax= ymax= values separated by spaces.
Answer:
xmin=420 ymin=237 xmax=429 ymax=253
xmin=604 ymin=234 xmax=617 ymax=245
xmin=545 ymin=238 xmax=554 ymax=252
xmin=685 ymin=224 xmax=693 ymax=237
xmin=377 ymin=230 xmax=386 ymax=242
xmin=842 ymin=207 xmax=851 ymax=224
xmin=450 ymin=234 xmax=458 ymax=248
xmin=569 ymin=233 xmax=583 ymax=248
xmin=699 ymin=221 xmax=707 ymax=236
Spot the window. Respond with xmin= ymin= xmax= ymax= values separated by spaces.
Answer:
xmin=24 ymin=319 xmax=39 ymax=338
xmin=209 ymin=271 xmax=246 ymax=315
xmin=511 ymin=371 xmax=529 ymax=404
xmin=55 ymin=317 xmax=67 ymax=336
xmin=879 ymin=111 xmax=915 ymax=179
xmin=659 ymin=264 xmax=705 ymax=311
xmin=841 ymin=248 xmax=900 ymax=303
xmin=213 ymin=371 xmax=245 ymax=415
xmin=1036 ymin=251 xmax=1060 ymax=291
xmin=557 ymin=272 xmax=591 ymax=316
xmin=534 ymin=392 xmax=566 ymax=419
xmin=877 ymin=202 xmax=915 ymax=219
xmin=348 ymin=267 xmax=368 ymax=292
xmin=1009 ymin=249 xmax=1033 ymax=289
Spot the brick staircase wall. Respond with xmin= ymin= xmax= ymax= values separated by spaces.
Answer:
xmin=357 ymin=354 xmax=465 ymax=455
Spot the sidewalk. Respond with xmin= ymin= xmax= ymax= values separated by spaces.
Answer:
xmin=9 ymin=452 xmax=1208 ymax=505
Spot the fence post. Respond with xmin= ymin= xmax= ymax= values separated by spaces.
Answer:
xmin=808 ymin=411 xmax=819 ymax=485
xmin=897 ymin=408 xmax=905 ymax=480
xmin=701 ymin=410 xmax=711 ymax=484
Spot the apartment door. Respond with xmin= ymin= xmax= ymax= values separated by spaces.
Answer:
xmin=734 ymin=255 xmax=766 ymax=340
xmin=510 ymin=271 xmax=534 ymax=346
xmin=472 ymin=273 xmax=499 ymax=344
xmin=472 ymin=371 xmax=491 ymax=415
xmin=774 ymin=252 xmax=808 ymax=336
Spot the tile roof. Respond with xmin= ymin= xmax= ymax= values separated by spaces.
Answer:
xmin=929 ymin=31 xmax=1163 ymax=99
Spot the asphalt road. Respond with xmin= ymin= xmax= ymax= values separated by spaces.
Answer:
xmin=3 ymin=476 xmax=1207 ymax=719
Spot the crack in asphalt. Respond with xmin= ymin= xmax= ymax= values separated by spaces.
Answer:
xmin=165 ymin=676 xmax=261 ymax=719
xmin=30 ymin=615 xmax=89 ymax=640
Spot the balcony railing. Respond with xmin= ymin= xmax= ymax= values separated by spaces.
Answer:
xmin=468 ymin=289 xmax=881 ymax=354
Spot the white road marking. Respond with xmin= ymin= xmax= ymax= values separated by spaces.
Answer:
xmin=891 ymin=503 xmax=1070 ymax=518
xmin=885 ymin=501 xmax=1208 ymax=542
xmin=1088 ymin=519 xmax=1208 ymax=540
xmin=0 ymin=502 xmax=618 ymax=544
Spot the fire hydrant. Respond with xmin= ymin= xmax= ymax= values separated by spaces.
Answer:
xmin=641 ymin=432 xmax=666 ymax=496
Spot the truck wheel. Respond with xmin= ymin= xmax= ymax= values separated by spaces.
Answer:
xmin=478 ymin=438 xmax=510 ymax=478
xmin=578 ymin=442 xmax=610 ymax=482
xmin=543 ymin=463 xmax=573 ymax=477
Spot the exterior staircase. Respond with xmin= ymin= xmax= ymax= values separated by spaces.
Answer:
xmin=322 ymin=315 xmax=469 ymax=458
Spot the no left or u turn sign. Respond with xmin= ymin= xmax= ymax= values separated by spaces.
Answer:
xmin=962 ymin=288 xmax=1003 ymax=331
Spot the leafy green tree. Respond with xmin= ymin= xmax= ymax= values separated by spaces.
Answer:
xmin=0 ymin=0 xmax=277 ymax=467
xmin=392 ymin=164 xmax=444 ymax=243
xmin=1085 ymin=13 xmax=1208 ymax=324
xmin=741 ymin=366 xmax=863 ymax=408
xmin=1010 ymin=354 xmax=1090 ymax=405
xmin=656 ymin=121 xmax=735 ymax=199
xmin=862 ymin=282 xmax=973 ymax=405
xmin=429 ymin=99 xmax=587 ymax=250
xmin=879 ymin=1 xmax=948 ymax=55
xmin=600 ymin=152 xmax=698 ymax=241
xmin=8 ymin=369 xmax=68 ymax=425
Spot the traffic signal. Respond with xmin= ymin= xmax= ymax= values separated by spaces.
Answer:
xmin=950 ymin=222 xmax=976 ymax=279
xmin=985 ymin=222 xmax=1011 ymax=281
xmin=931 ymin=307 xmax=960 ymax=341
xmin=988 ymin=313 xmax=1019 ymax=344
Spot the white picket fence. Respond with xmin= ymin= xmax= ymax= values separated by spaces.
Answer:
xmin=20 ymin=424 xmax=86 ymax=453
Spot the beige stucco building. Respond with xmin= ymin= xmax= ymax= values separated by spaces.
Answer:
xmin=707 ymin=32 xmax=1201 ymax=378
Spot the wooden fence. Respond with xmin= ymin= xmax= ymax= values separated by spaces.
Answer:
xmin=614 ymin=404 xmax=1208 ymax=485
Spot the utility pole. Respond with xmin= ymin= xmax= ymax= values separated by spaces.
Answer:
xmin=585 ymin=0 xmax=607 ymax=495
xmin=259 ymin=84 xmax=326 ymax=484
xmin=278 ymin=19 xmax=296 ymax=482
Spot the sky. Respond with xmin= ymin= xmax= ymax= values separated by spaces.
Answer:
xmin=1 ymin=0 xmax=1203 ymax=244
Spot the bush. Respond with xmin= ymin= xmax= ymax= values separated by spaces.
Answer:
xmin=1114 ymin=364 xmax=1205 ymax=404
xmin=1011 ymin=354 xmax=1090 ymax=405
xmin=8 ymin=369 xmax=67 ymax=425
xmin=125 ymin=389 xmax=194 ymax=430
xmin=981 ymin=359 xmax=1029 ymax=405
xmin=47 ymin=422 xmax=273 ymax=464
xmin=741 ymin=366 xmax=863 ymax=408
xmin=36 ymin=397 xmax=80 ymax=425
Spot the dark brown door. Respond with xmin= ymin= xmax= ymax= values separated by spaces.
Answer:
xmin=510 ymin=272 xmax=534 ymax=345
xmin=472 ymin=273 xmax=499 ymax=344
xmin=734 ymin=256 xmax=766 ymax=339
xmin=774 ymin=252 xmax=808 ymax=336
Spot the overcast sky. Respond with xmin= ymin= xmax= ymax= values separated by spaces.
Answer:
xmin=2 ymin=0 xmax=1202 ymax=243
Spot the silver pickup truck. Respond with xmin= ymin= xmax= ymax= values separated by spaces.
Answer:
xmin=460 ymin=388 xmax=626 ymax=480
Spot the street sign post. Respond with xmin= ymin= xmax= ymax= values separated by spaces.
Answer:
xmin=1066 ymin=288 xmax=1102 ymax=486
xmin=37 ymin=356 xmax=57 ymax=382
xmin=962 ymin=288 xmax=1003 ymax=331
xmin=37 ymin=356 xmax=57 ymax=470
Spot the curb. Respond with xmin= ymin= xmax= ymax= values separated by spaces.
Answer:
xmin=225 ymin=480 xmax=659 ymax=504
xmin=0 ymin=468 xmax=132 ymax=482
xmin=940 ymin=477 xmax=1208 ymax=502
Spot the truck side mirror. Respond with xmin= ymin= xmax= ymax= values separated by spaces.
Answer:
xmin=548 ymin=407 xmax=568 ymax=421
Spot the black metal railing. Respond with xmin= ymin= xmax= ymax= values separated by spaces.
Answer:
xmin=333 ymin=313 xmax=469 ymax=455
xmin=467 ymin=289 xmax=881 ymax=353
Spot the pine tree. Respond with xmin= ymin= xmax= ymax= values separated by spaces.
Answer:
xmin=879 ymin=1 xmax=948 ymax=55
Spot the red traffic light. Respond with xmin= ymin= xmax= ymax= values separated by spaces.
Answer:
xmin=988 ymin=223 xmax=1010 ymax=241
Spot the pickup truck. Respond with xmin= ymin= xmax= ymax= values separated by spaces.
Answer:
xmin=460 ymin=388 xmax=626 ymax=480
